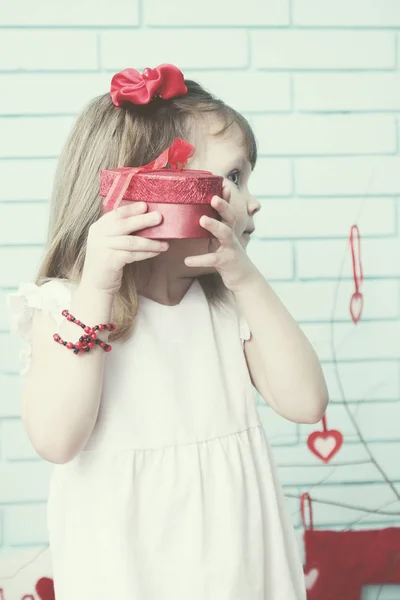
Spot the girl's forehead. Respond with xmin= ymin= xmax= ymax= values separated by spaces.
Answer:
xmin=190 ymin=118 xmax=246 ymax=159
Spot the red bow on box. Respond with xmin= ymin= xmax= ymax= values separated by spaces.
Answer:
xmin=111 ymin=64 xmax=188 ymax=106
xmin=102 ymin=138 xmax=195 ymax=212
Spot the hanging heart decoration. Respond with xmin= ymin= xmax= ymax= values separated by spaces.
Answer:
xmin=349 ymin=225 xmax=364 ymax=325
xmin=307 ymin=416 xmax=343 ymax=463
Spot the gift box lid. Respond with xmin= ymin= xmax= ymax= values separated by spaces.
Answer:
xmin=100 ymin=167 xmax=223 ymax=206
xmin=100 ymin=137 xmax=223 ymax=212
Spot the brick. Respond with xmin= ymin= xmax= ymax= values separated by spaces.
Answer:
xmin=0 ymin=204 xmax=49 ymax=245
xmin=256 ymin=198 xmax=395 ymax=238
xmin=271 ymin=279 xmax=399 ymax=322
xmin=4 ymin=504 xmax=48 ymax=546
xmin=251 ymin=159 xmax=292 ymax=196
xmin=297 ymin=238 xmax=400 ymax=279
xmin=0 ymin=375 xmax=22 ymax=418
xmin=300 ymin=402 xmax=400 ymax=442
xmin=0 ymin=333 xmax=24 ymax=374
xmin=253 ymin=116 xmax=396 ymax=156
xmin=102 ymin=30 xmax=248 ymax=70
xmin=295 ymin=157 xmax=400 ymax=196
xmin=247 ymin=240 xmax=293 ymax=281
xmin=274 ymin=442 xmax=400 ymax=486
xmin=0 ymin=248 xmax=44 ymax=288
xmin=0 ymin=117 xmax=75 ymax=158
xmin=293 ymin=0 xmax=400 ymax=26
xmin=0 ymin=31 xmax=97 ymax=71
xmin=2 ymin=419 xmax=38 ymax=461
xmin=185 ymin=72 xmax=291 ymax=112
xmin=301 ymin=321 xmax=400 ymax=362
xmin=0 ymin=462 xmax=52 ymax=503
xmin=258 ymin=404 xmax=298 ymax=446
xmin=322 ymin=361 xmax=400 ymax=402
xmin=0 ymin=160 xmax=56 ymax=201
xmin=0 ymin=0 xmax=139 ymax=25
xmin=144 ymin=0 xmax=289 ymax=25
xmin=0 ymin=73 xmax=110 ymax=115
xmin=297 ymin=484 xmax=400 ymax=526
xmin=252 ymin=31 xmax=395 ymax=70
xmin=295 ymin=73 xmax=400 ymax=112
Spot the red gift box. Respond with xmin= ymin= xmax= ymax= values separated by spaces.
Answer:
xmin=100 ymin=138 xmax=223 ymax=239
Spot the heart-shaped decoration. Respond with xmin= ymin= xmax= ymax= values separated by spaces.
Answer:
xmin=304 ymin=567 xmax=319 ymax=590
xmin=35 ymin=578 xmax=55 ymax=600
xmin=307 ymin=429 xmax=343 ymax=463
xmin=350 ymin=291 xmax=363 ymax=324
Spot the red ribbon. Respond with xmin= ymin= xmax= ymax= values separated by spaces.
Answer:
xmin=110 ymin=64 xmax=188 ymax=106
xmin=102 ymin=138 xmax=195 ymax=212
xmin=349 ymin=225 xmax=364 ymax=324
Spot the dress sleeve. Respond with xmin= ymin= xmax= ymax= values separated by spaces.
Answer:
xmin=7 ymin=280 xmax=73 ymax=376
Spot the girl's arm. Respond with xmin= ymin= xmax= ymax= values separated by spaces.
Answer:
xmin=234 ymin=272 xmax=329 ymax=424
xmin=21 ymin=203 xmax=168 ymax=464
xmin=21 ymin=283 xmax=113 ymax=464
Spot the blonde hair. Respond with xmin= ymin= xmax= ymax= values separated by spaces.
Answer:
xmin=36 ymin=80 xmax=257 ymax=341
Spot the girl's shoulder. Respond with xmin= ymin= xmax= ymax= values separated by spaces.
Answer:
xmin=7 ymin=279 xmax=74 ymax=341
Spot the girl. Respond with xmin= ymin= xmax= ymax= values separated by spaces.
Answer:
xmin=8 ymin=64 xmax=328 ymax=599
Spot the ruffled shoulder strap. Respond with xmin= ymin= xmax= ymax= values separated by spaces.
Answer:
xmin=7 ymin=280 xmax=73 ymax=376
xmin=7 ymin=280 xmax=73 ymax=340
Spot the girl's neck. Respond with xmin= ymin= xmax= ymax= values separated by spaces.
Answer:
xmin=137 ymin=272 xmax=195 ymax=307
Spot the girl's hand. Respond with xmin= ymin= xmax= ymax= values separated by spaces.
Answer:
xmin=184 ymin=195 xmax=259 ymax=292
xmin=81 ymin=203 xmax=169 ymax=296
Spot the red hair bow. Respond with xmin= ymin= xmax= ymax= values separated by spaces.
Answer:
xmin=110 ymin=64 xmax=188 ymax=106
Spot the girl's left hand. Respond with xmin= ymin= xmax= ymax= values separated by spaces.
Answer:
xmin=184 ymin=193 xmax=260 ymax=292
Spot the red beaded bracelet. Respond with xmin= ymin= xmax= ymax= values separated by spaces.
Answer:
xmin=53 ymin=310 xmax=116 ymax=354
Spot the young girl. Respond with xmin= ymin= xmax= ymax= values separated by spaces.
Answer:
xmin=8 ymin=64 xmax=328 ymax=599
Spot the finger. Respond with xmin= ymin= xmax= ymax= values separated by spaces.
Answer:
xmin=112 ymin=210 xmax=163 ymax=235
xmin=210 ymin=195 xmax=235 ymax=227
xmin=109 ymin=235 xmax=168 ymax=253
xmin=114 ymin=202 xmax=148 ymax=220
xmin=185 ymin=253 xmax=218 ymax=268
xmin=222 ymin=183 xmax=231 ymax=203
xmin=200 ymin=215 xmax=232 ymax=243
xmin=124 ymin=251 xmax=163 ymax=263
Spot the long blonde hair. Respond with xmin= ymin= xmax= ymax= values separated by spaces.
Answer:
xmin=37 ymin=80 xmax=257 ymax=341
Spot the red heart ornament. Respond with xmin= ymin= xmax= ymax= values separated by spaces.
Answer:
xmin=304 ymin=567 xmax=319 ymax=591
xmin=35 ymin=578 xmax=55 ymax=600
xmin=307 ymin=429 xmax=343 ymax=463
xmin=350 ymin=291 xmax=363 ymax=324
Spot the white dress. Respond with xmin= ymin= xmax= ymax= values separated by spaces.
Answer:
xmin=8 ymin=279 xmax=306 ymax=600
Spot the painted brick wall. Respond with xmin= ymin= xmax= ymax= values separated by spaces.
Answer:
xmin=1 ymin=1 xmax=400 ymax=597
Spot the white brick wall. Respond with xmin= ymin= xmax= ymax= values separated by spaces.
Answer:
xmin=0 ymin=4 xmax=399 ymax=597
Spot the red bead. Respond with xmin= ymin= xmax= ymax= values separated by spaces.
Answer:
xmin=62 ymin=309 xmax=68 ymax=317
xmin=88 ymin=342 xmax=95 ymax=349
xmin=99 ymin=324 xmax=105 ymax=331
xmin=75 ymin=341 xmax=82 ymax=349
xmin=75 ymin=320 xmax=81 ymax=326
xmin=53 ymin=334 xmax=59 ymax=341
xmin=67 ymin=314 xmax=73 ymax=321
xmin=100 ymin=342 xmax=105 ymax=348
xmin=84 ymin=326 xmax=92 ymax=333
xmin=91 ymin=333 xmax=97 ymax=340
xmin=66 ymin=342 xmax=73 ymax=349
xmin=105 ymin=345 xmax=112 ymax=352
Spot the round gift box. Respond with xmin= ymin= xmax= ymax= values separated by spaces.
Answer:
xmin=100 ymin=168 xmax=223 ymax=239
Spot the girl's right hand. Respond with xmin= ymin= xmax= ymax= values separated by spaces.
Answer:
xmin=81 ymin=202 xmax=168 ymax=296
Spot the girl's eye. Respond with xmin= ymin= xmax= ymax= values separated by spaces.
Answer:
xmin=227 ymin=170 xmax=241 ymax=187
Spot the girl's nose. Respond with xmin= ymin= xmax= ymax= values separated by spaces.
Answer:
xmin=248 ymin=196 xmax=261 ymax=216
